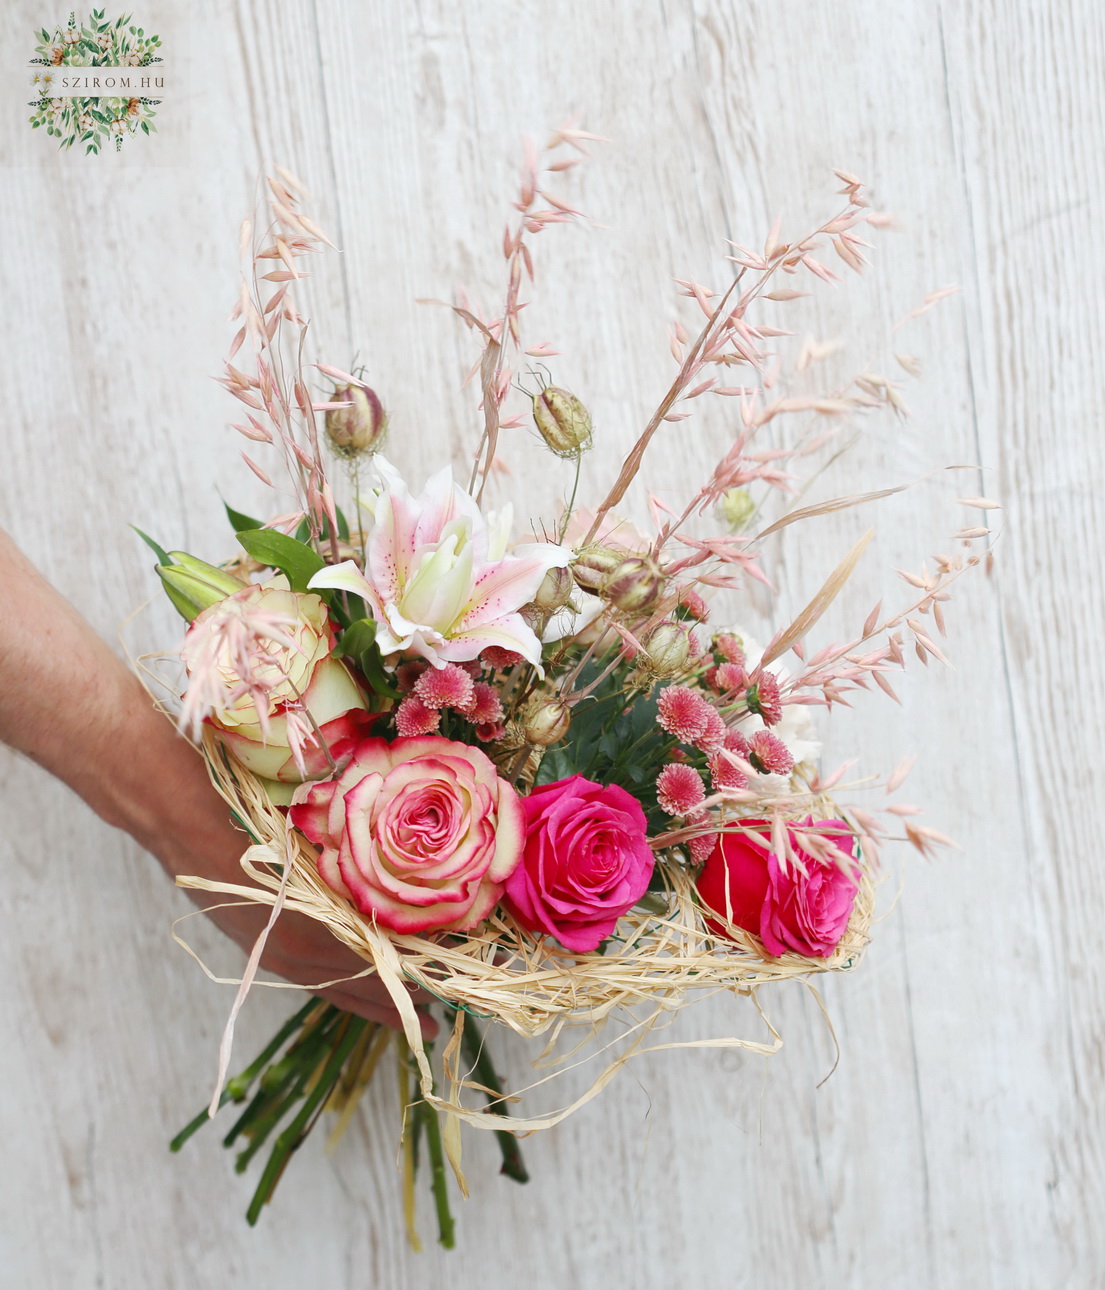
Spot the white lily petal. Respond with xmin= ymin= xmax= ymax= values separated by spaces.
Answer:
xmin=307 ymin=560 xmax=372 ymax=596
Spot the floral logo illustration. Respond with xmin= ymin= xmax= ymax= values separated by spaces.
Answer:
xmin=28 ymin=9 xmax=162 ymax=154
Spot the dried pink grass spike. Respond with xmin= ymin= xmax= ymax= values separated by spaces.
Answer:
xmin=460 ymin=682 xmax=505 ymax=727
xmin=413 ymin=663 xmax=476 ymax=711
xmin=657 ymin=763 xmax=707 ymax=817
xmin=656 ymin=685 xmax=712 ymax=744
xmin=746 ymin=671 xmax=783 ymax=725
xmin=394 ymin=696 xmax=441 ymax=737
xmin=693 ymin=706 xmax=727 ymax=756
xmin=686 ymin=812 xmax=718 ymax=865
xmin=178 ymin=599 xmax=302 ymax=743
xmin=747 ymin=729 xmax=794 ymax=776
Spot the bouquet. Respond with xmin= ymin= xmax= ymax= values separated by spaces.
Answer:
xmin=141 ymin=127 xmax=991 ymax=1247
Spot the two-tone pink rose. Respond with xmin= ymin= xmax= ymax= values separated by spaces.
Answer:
xmin=289 ymin=736 xmax=524 ymax=935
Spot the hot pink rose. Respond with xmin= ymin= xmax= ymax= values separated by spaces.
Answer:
xmin=289 ymin=736 xmax=524 ymax=934
xmin=502 ymin=774 xmax=655 ymax=953
xmin=697 ymin=818 xmax=859 ymax=958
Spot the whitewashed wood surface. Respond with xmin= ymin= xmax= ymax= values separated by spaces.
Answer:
xmin=1 ymin=1 xmax=1101 ymax=1286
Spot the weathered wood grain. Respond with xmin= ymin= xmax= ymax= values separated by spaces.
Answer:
xmin=0 ymin=0 xmax=1101 ymax=1285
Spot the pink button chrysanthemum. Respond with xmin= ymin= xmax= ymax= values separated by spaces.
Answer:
xmin=724 ymin=728 xmax=750 ymax=755
xmin=656 ymin=685 xmax=712 ymax=744
xmin=746 ymin=670 xmax=782 ymax=726
xmin=394 ymin=696 xmax=441 ymax=737
xmin=714 ymin=661 xmax=747 ymax=694
xmin=747 ymin=729 xmax=794 ymax=776
xmin=685 ymin=810 xmax=717 ymax=864
xmin=656 ymin=762 xmax=707 ymax=816
xmin=460 ymin=681 xmax=504 ymax=726
xmin=709 ymin=751 xmax=749 ymax=792
xmin=679 ymin=588 xmax=709 ymax=622
xmin=394 ymin=660 xmax=429 ymax=693
xmin=694 ymin=705 xmax=728 ymax=755
xmin=481 ymin=646 xmax=526 ymax=670
xmin=413 ymin=662 xmax=476 ymax=711
xmin=714 ymin=634 xmax=746 ymax=666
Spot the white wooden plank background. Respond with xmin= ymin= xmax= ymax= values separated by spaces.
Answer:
xmin=1 ymin=1 xmax=1101 ymax=1285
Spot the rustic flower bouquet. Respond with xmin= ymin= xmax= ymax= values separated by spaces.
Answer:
xmin=143 ymin=128 xmax=992 ymax=1247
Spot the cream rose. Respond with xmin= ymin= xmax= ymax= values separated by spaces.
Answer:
xmin=180 ymin=577 xmax=368 ymax=782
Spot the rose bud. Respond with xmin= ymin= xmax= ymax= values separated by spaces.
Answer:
xmin=521 ymin=697 xmax=572 ymax=746
xmin=157 ymin=552 xmax=249 ymax=621
xmin=641 ymin=621 xmax=693 ymax=676
xmin=325 ymin=382 xmax=388 ymax=458
xmin=571 ymin=545 xmax=624 ymax=594
xmin=533 ymin=564 xmax=574 ymax=614
xmin=600 ymin=555 xmax=664 ymax=615
xmin=532 ymin=385 xmax=593 ymax=458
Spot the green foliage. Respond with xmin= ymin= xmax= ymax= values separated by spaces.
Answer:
xmin=535 ymin=659 xmax=670 ymax=825
xmin=131 ymin=523 xmax=170 ymax=566
xmin=336 ymin=617 xmax=401 ymax=700
xmin=234 ymin=528 xmax=325 ymax=594
xmin=224 ymin=501 xmax=263 ymax=534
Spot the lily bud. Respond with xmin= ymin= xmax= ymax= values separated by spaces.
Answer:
xmin=157 ymin=553 xmax=248 ymax=621
xmin=521 ymin=697 xmax=572 ymax=746
xmin=533 ymin=565 xmax=574 ymax=614
xmin=532 ymin=386 xmax=592 ymax=458
xmin=641 ymin=621 xmax=692 ymax=677
xmin=325 ymin=382 xmax=388 ymax=458
xmin=600 ymin=555 xmax=664 ymax=615
xmin=571 ymin=545 xmax=624 ymax=594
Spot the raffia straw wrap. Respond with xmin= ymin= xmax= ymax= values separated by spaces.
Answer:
xmin=180 ymin=730 xmax=875 ymax=1133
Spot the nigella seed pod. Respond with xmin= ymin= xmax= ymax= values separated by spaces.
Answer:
xmin=571 ymin=546 xmax=624 ymax=594
xmin=532 ymin=386 xmax=593 ymax=458
xmin=600 ymin=556 xmax=665 ymax=615
xmin=521 ymin=697 xmax=572 ymax=747
xmin=717 ymin=486 xmax=755 ymax=533
xmin=325 ymin=383 xmax=388 ymax=458
xmin=642 ymin=621 xmax=692 ymax=676
xmin=533 ymin=564 xmax=574 ymax=614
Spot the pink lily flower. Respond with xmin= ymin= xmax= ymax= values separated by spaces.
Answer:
xmin=309 ymin=457 xmax=570 ymax=669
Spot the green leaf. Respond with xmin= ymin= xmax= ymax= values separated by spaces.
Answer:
xmin=131 ymin=524 xmax=171 ymax=566
xmin=224 ymin=501 xmax=263 ymax=534
xmin=337 ymin=617 xmax=401 ymax=699
xmin=235 ymin=528 xmax=325 ymax=594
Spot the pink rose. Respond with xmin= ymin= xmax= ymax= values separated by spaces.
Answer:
xmin=289 ymin=736 xmax=524 ymax=935
xmin=697 ymin=818 xmax=859 ymax=957
xmin=503 ymin=774 xmax=655 ymax=953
